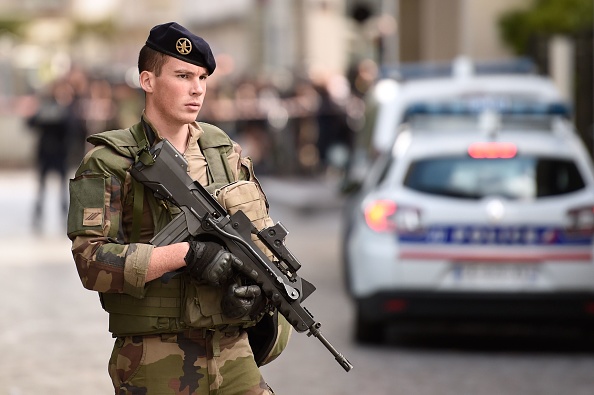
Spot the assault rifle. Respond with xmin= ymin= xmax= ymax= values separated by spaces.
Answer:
xmin=130 ymin=139 xmax=353 ymax=372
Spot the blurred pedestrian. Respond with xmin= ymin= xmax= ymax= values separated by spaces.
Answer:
xmin=67 ymin=22 xmax=290 ymax=394
xmin=82 ymin=77 xmax=119 ymax=136
xmin=312 ymin=73 xmax=351 ymax=172
xmin=64 ymin=65 xmax=90 ymax=168
xmin=27 ymin=78 xmax=76 ymax=230
xmin=234 ymin=80 xmax=273 ymax=173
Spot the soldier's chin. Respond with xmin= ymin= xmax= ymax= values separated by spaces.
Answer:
xmin=180 ymin=112 xmax=200 ymax=123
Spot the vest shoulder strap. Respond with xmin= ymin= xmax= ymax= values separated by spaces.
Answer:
xmin=87 ymin=129 xmax=136 ymax=148
xmin=198 ymin=122 xmax=236 ymax=192
xmin=197 ymin=122 xmax=233 ymax=148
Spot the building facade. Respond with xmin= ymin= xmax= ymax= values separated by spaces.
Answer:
xmin=0 ymin=0 xmax=530 ymax=88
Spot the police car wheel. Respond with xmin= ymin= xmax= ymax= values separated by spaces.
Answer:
xmin=355 ymin=310 xmax=384 ymax=344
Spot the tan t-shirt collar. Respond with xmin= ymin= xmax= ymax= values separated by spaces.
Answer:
xmin=141 ymin=112 xmax=204 ymax=151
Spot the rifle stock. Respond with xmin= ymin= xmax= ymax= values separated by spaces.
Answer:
xmin=130 ymin=139 xmax=353 ymax=372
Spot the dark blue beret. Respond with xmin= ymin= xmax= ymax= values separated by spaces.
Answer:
xmin=146 ymin=22 xmax=216 ymax=75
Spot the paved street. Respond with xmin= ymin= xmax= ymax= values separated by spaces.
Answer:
xmin=4 ymin=169 xmax=594 ymax=395
xmin=0 ymin=170 xmax=113 ymax=394
xmin=0 ymin=168 xmax=348 ymax=395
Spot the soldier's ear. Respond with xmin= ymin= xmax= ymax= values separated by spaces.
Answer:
xmin=139 ymin=70 xmax=155 ymax=93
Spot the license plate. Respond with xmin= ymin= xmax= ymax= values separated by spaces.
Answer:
xmin=448 ymin=264 xmax=540 ymax=289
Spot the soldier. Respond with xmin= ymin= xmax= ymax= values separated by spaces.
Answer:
xmin=67 ymin=22 xmax=291 ymax=394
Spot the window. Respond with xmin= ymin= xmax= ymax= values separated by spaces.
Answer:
xmin=403 ymin=156 xmax=585 ymax=200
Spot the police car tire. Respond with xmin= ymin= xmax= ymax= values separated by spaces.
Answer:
xmin=355 ymin=311 xmax=384 ymax=344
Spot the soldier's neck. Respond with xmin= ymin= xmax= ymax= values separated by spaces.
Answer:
xmin=143 ymin=113 xmax=190 ymax=154
xmin=159 ymin=127 xmax=189 ymax=154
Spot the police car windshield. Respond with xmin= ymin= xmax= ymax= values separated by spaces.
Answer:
xmin=403 ymin=156 xmax=585 ymax=200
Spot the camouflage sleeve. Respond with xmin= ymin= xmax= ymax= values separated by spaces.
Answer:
xmin=67 ymin=145 xmax=153 ymax=298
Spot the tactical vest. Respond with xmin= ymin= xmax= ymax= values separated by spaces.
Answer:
xmin=88 ymin=121 xmax=261 ymax=336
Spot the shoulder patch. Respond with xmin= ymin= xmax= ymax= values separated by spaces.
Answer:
xmin=83 ymin=208 xmax=103 ymax=226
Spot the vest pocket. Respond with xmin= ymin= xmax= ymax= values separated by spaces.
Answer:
xmin=102 ymin=278 xmax=184 ymax=335
xmin=182 ymin=279 xmax=219 ymax=327
xmin=182 ymin=277 xmax=255 ymax=328
xmin=214 ymin=180 xmax=275 ymax=261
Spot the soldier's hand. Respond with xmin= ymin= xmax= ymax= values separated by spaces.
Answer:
xmin=221 ymin=283 xmax=266 ymax=319
xmin=185 ymin=241 xmax=237 ymax=286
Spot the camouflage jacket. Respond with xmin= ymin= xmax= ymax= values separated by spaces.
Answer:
xmin=67 ymin=119 xmax=245 ymax=297
xmin=67 ymin=117 xmax=292 ymax=365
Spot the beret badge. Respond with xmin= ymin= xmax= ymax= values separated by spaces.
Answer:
xmin=176 ymin=38 xmax=192 ymax=55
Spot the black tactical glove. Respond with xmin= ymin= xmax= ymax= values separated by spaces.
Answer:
xmin=185 ymin=241 xmax=238 ymax=286
xmin=221 ymin=283 xmax=266 ymax=319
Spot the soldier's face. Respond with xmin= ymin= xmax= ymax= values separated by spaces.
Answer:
xmin=144 ymin=56 xmax=209 ymax=126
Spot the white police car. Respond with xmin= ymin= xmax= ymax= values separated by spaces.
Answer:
xmin=343 ymin=57 xmax=563 ymax=191
xmin=343 ymin=85 xmax=594 ymax=343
